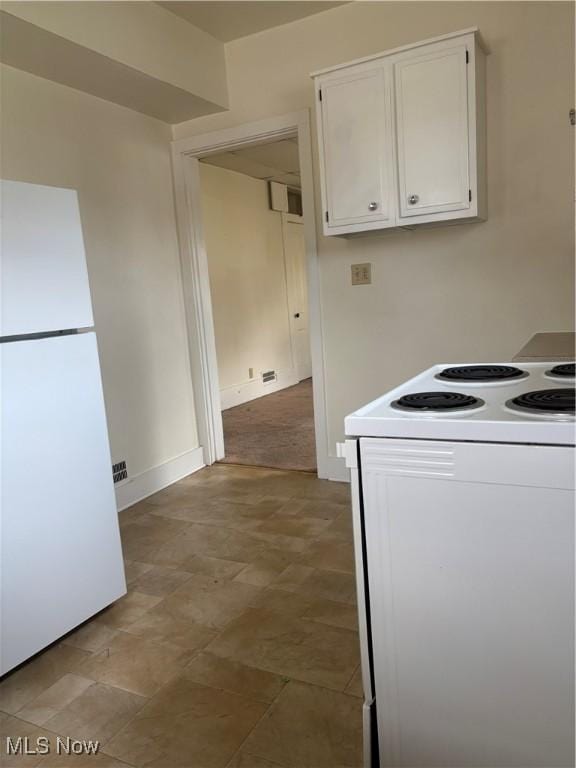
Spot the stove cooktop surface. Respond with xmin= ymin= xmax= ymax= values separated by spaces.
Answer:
xmin=345 ymin=361 xmax=575 ymax=445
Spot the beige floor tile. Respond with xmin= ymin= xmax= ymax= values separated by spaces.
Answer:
xmin=184 ymin=555 xmax=247 ymax=580
xmin=248 ymin=589 xmax=315 ymax=617
xmin=120 ymin=515 xmax=191 ymax=562
xmin=271 ymin=564 xmax=315 ymax=593
xmin=322 ymin=510 xmax=354 ymax=541
xmin=297 ymin=569 xmax=357 ymax=605
xmin=123 ymin=560 xmax=154 ymax=585
xmin=123 ymin=603 xmax=217 ymax=651
xmin=253 ymin=516 xmax=332 ymax=540
xmin=233 ymin=550 xmax=295 ymax=588
xmin=170 ymin=575 xmax=262 ymax=630
xmin=226 ymin=751 xmax=284 ymax=768
xmin=38 ymin=751 xmax=127 ymax=768
xmin=121 ymin=513 xmax=190 ymax=544
xmin=207 ymin=608 xmax=360 ymax=692
xmin=344 ymin=666 xmax=364 ymax=699
xmin=151 ymin=498 xmax=277 ymax=531
xmin=0 ymin=646 xmax=90 ymax=715
xmin=105 ymin=677 xmax=268 ymax=767
xmin=62 ymin=622 xmax=119 ymax=654
xmin=298 ymin=539 xmax=356 ymax=574
xmin=0 ymin=713 xmax=55 ymax=768
xmin=303 ymin=600 xmax=359 ymax=632
xmin=249 ymin=531 xmax=311 ymax=555
xmin=44 ymin=682 xmax=146 ymax=745
xmin=242 ymin=680 xmax=362 ymax=767
xmin=183 ymin=652 xmax=287 ymax=703
xmin=139 ymin=483 xmax=203 ymax=507
xmin=79 ymin=633 xmax=187 ymax=697
xmin=149 ymin=525 xmax=266 ymax=569
xmin=117 ymin=501 xmax=153 ymax=528
xmin=129 ymin=565 xmax=193 ymax=597
xmin=273 ymin=498 xmax=345 ymax=521
xmin=17 ymin=675 xmax=93 ymax=726
xmin=249 ymin=587 xmax=358 ymax=631
xmin=98 ymin=591 xmax=162 ymax=630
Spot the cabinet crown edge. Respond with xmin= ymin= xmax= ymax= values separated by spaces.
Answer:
xmin=310 ymin=27 xmax=488 ymax=79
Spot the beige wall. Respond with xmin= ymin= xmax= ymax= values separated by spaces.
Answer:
xmin=1 ymin=64 xmax=198 ymax=479
xmin=200 ymin=163 xmax=295 ymax=403
xmin=175 ymin=1 xmax=575 ymax=454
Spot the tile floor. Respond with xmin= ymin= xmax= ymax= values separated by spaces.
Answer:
xmin=0 ymin=465 xmax=363 ymax=768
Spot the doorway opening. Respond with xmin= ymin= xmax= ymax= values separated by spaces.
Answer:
xmin=199 ymin=137 xmax=316 ymax=472
xmin=172 ymin=112 xmax=339 ymax=480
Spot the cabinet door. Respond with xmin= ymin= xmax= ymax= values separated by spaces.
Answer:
xmin=395 ymin=44 xmax=471 ymax=220
xmin=319 ymin=65 xmax=394 ymax=231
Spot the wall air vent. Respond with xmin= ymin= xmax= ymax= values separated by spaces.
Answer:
xmin=262 ymin=370 xmax=277 ymax=384
xmin=112 ymin=460 xmax=128 ymax=484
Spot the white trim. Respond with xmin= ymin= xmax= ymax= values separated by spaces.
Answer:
xmin=115 ymin=447 xmax=205 ymax=512
xmin=326 ymin=457 xmax=349 ymax=483
xmin=220 ymin=367 xmax=298 ymax=411
xmin=172 ymin=110 xmax=334 ymax=479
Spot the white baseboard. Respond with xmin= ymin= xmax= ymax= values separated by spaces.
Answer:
xmin=115 ymin=446 xmax=205 ymax=512
xmin=319 ymin=454 xmax=350 ymax=483
xmin=220 ymin=368 xmax=299 ymax=411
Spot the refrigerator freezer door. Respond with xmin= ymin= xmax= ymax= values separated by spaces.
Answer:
xmin=1 ymin=180 xmax=94 ymax=337
xmin=1 ymin=333 xmax=126 ymax=674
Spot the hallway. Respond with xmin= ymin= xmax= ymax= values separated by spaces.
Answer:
xmin=220 ymin=379 xmax=316 ymax=472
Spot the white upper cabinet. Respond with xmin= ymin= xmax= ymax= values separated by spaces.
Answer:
xmin=395 ymin=44 xmax=470 ymax=219
xmin=312 ymin=29 xmax=486 ymax=236
xmin=318 ymin=64 xmax=395 ymax=233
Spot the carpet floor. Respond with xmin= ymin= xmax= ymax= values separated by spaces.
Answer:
xmin=220 ymin=378 xmax=316 ymax=472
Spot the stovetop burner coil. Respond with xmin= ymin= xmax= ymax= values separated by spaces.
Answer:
xmin=507 ymin=388 xmax=575 ymax=415
xmin=392 ymin=391 xmax=483 ymax=412
xmin=437 ymin=365 xmax=526 ymax=382
xmin=546 ymin=364 xmax=575 ymax=378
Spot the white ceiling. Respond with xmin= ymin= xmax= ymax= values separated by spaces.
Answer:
xmin=158 ymin=1 xmax=345 ymax=42
xmin=201 ymin=137 xmax=301 ymax=187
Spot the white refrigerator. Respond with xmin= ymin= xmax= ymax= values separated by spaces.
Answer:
xmin=1 ymin=180 xmax=126 ymax=675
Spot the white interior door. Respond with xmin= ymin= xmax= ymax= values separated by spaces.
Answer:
xmin=319 ymin=65 xmax=394 ymax=228
xmin=395 ymin=44 xmax=471 ymax=219
xmin=1 ymin=332 xmax=126 ymax=674
xmin=283 ymin=217 xmax=312 ymax=381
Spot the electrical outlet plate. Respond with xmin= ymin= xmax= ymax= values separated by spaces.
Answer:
xmin=351 ymin=263 xmax=372 ymax=285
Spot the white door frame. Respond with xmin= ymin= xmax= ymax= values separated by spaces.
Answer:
xmin=171 ymin=110 xmax=334 ymax=479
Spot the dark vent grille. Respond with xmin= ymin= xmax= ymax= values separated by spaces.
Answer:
xmin=113 ymin=460 xmax=128 ymax=484
xmin=262 ymin=370 xmax=277 ymax=384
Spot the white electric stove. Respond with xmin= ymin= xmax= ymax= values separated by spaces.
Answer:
xmin=343 ymin=362 xmax=575 ymax=768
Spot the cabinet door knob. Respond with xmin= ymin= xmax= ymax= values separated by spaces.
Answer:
xmin=368 ymin=201 xmax=378 ymax=211
xmin=408 ymin=194 xmax=419 ymax=205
